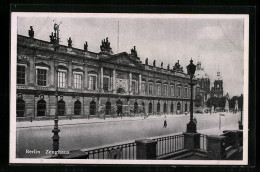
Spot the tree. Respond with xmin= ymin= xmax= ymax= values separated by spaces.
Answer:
xmin=229 ymin=96 xmax=239 ymax=109
xmin=238 ymin=94 xmax=243 ymax=110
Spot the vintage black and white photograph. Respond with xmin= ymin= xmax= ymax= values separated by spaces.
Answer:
xmin=10 ymin=13 xmax=248 ymax=165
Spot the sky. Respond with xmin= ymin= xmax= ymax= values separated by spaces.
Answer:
xmin=17 ymin=14 xmax=246 ymax=97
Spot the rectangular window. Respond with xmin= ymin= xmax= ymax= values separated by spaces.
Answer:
xmin=89 ymin=75 xmax=96 ymax=90
xmin=170 ymin=85 xmax=175 ymax=96
xmin=103 ymin=77 xmax=109 ymax=91
xmin=177 ymin=86 xmax=181 ymax=97
xmin=37 ymin=69 xmax=47 ymax=86
xmin=141 ymin=82 xmax=145 ymax=93
xmin=17 ymin=65 xmax=25 ymax=84
xmin=185 ymin=88 xmax=188 ymax=97
xmin=132 ymin=81 xmax=136 ymax=93
xmin=58 ymin=71 xmax=66 ymax=88
xmin=163 ymin=85 xmax=167 ymax=95
xmin=74 ymin=74 xmax=82 ymax=89
xmin=148 ymin=83 xmax=153 ymax=95
xmin=157 ymin=84 xmax=161 ymax=95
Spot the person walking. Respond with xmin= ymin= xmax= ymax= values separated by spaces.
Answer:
xmin=163 ymin=115 xmax=167 ymax=128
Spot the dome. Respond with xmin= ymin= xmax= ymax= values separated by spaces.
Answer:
xmin=195 ymin=68 xmax=209 ymax=79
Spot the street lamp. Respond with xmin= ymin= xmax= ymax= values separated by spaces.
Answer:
xmin=52 ymin=68 xmax=60 ymax=158
xmin=186 ymin=59 xmax=197 ymax=133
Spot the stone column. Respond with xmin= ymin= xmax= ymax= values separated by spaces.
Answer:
xmin=84 ymin=65 xmax=88 ymax=90
xmin=100 ymin=67 xmax=103 ymax=92
xmin=139 ymin=74 xmax=142 ymax=94
xmin=29 ymin=56 xmax=35 ymax=86
xmin=135 ymin=139 xmax=157 ymax=159
xmin=129 ymin=72 xmax=132 ymax=94
xmin=68 ymin=61 xmax=72 ymax=89
xmin=207 ymin=135 xmax=226 ymax=160
xmin=113 ymin=69 xmax=116 ymax=93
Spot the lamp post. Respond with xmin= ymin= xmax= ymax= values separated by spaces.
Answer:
xmin=52 ymin=68 xmax=60 ymax=158
xmin=186 ymin=59 xmax=197 ymax=133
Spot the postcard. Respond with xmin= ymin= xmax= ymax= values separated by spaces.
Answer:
xmin=10 ymin=12 xmax=249 ymax=165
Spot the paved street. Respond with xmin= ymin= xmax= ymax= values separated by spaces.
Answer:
xmin=16 ymin=112 xmax=240 ymax=158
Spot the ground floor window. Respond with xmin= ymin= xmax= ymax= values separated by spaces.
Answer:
xmin=37 ymin=99 xmax=46 ymax=116
xmin=90 ymin=100 xmax=96 ymax=115
xmin=157 ymin=102 xmax=160 ymax=113
xmin=116 ymin=99 xmax=123 ymax=114
xmin=171 ymin=103 xmax=174 ymax=113
xmin=163 ymin=103 xmax=167 ymax=113
xmin=17 ymin=98 xmax=25 ymax=117
xmin=134 ymin=102 xmax=138 ymax=113
xmin=177 ymin=102 xmax=181 ymax=111
xmin=105 ymin=101 xmax=111 ymax=115
xmin=74 ymin=100 xmax=81 ymax=115
xmin=185 ymin=103 xmax=188 ymax=112
xmin=149 ymin=102 xmax=152 ymax=113
xmin=58 ymin=99 xmax=65 ymax=116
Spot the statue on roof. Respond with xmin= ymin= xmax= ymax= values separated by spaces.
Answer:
xmin=145 ymin=58 xmax=148 ymax=65
xmin=49 ymin=20 xmax=61 ymax=45
xmin=130 ymin=46 xmax=138 ymax=58
xmin=161 ymin=62 xmax=163 ymax=68
xmin=67 ymin=37 xmax=72 ymax=47
xmin=172 ymin=60 xmax=183 ymax=72
xmin=84 ymin=41 xmax=88 ymax=51
xmin=167 ymin=64 xmax=170 ymax=70
xmin=153 ymin=60 xmax=156 ymax=67
xmin=100 ymin=37 xmax=113 ymax=54
xmin=28 ymin=26 xmax=34 ymax=38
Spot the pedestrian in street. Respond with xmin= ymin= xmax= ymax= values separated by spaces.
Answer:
xmin=163 ymin=115 xmax=167 ymax=128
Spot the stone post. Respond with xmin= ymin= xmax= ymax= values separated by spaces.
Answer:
xmin=135 ymin=139 xmax=157 ymax=160
xmin=184 ymin=133 xmax=200 ymax=150
xmin=207 ymin=135 xmax=226 ymax=160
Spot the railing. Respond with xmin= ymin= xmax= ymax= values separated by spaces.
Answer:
xmin=84 ymin=142 xmax=136 ymax=159
xmin=200 ymin=134 xmax=207 ymax=151
xmin=153 ymin=134 xmax=184 ymax=158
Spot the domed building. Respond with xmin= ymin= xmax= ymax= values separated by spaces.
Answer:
xmin=194 ymin=61 xmax=211 ymax=108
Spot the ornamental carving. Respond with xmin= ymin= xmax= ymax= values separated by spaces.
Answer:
xmin=17 ymin=54 xmax=29 ymax=65
xmin=115 ymin=78 xmax=128 ymax=92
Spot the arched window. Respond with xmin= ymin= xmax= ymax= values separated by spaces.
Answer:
xmin=17 ymin=98 xmax=25 ymax=117
xmin=90 ymin=100 xmax=96 ymax=115
xmin=116 ymin=99 xmax=123 ymax=114
xmin=170 ymin=103 xmax=174 ymax=113
xmin=37 ymin=99 xmax=46 ymax=116
xmin=105 ymin=101 xmax=111 ymax=115
xmin=134 ymin=102 xmax=138 ymax=113
xmin=177 ymin=102 xmax=181 ymax=111
xmin=141 ymin=102 xmax=145 ymax=113
xmin=117 ymin=88 xmax=125 ymax=94
xmin=157 ymin=102 xmax=160 ymax=113
xmin=163 ymin=102 xmax=167 ymax=114
xmin=74 ymin=100 xmax=81 ymax=115
xmin=58 ymin=99 xmax=65 ymax=116
xmin=149 ymin=102 xmax=152 ymax=113
xmin=185 ymin=103 xmax=188 ymax=112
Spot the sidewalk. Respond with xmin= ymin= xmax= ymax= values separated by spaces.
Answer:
xmin=16 ymin=114 xmax=190 ymax=128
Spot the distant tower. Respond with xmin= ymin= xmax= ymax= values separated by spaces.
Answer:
xmin=211 ymin=66 xmax=223 ymax=98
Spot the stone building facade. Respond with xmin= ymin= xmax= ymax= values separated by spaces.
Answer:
xmin=16 ymin=26 xmax=196 ymax=120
